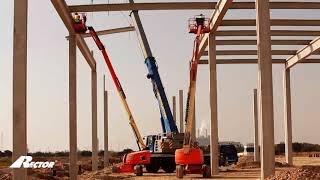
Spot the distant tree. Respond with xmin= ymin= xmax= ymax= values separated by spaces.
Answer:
xmin=80 ymin=150 xmax=92 ymax=157
xmin=4 ymin=150 xmax=12 ymax=156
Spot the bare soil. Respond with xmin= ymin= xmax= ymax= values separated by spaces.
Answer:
xmin=1 ymin=154 xmax=320 ymax=179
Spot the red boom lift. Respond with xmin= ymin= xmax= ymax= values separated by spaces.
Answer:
xmin=175 ymin=14 xmax=211 ymax=178
xmin=72 ymin=13 xmax=150 ymax=176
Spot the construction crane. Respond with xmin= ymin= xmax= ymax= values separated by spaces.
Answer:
xmin=175 ymin=14 xmax=211 ymax=179
xmin=128 ymin=0 xmax=184 ymax=173
xmin=72 ymin=13 xmax=149 ymax=176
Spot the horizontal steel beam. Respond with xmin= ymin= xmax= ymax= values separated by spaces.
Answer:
xmin=82 ymin=26 xmax=135 ymax=38
xmin=199 ymin=59 xmax=320 ymax=64
xmin=216 ymin=40 xmax=311 ymax=45
xmin=221 ymin=19 xmax=320 ymax=26
xmin=51 ymin=0 xmax=96 ymax=70
xmin=286 ymin=37 xmax=320 ymax=68
xmin=66 ymin=26 xmax=135 ymax=39
xmin=202 ymin=50 xmax=315 ymax=56
xmin=216 ymin=30 xmax=320 ymax=36
xmin=68 ymin=2 xmax=320 ymax=12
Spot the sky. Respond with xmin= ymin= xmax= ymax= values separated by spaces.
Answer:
xmin=1 ymin=0 xmax=320 ymax=152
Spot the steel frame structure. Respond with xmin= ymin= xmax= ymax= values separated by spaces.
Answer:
xmin=12 ymin=0 xmax=320 ymax=179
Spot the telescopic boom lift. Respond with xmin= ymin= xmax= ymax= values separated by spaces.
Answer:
xmin=175 ymin=14 xmax=211 ymax=179
xmin=72 ymin=13 xmax=149 ymax=176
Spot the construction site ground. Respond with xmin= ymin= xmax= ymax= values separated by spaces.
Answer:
xmin=1 ymin=154 xmax=320 ymax=179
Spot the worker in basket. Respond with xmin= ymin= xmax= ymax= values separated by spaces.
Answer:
xmin=72 ymin=12 xmax=87 ymax=33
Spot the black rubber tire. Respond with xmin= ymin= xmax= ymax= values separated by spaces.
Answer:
xmin=146 ymin=163 xmax=160 ymax=173
xmin=202 ymin=165 xmax=211 ymax=178
xmin=112 ymin=166 xmax=118 ymax=173
xmin=176 ymin=165 xmax=184 ymax=179
xmin=134 ymin=165 xmax=143 ymax=176
xmin=162 ymin=163 xmax=175 ymax=173
xmin=160 ymin=158 xmax=176 ymax=173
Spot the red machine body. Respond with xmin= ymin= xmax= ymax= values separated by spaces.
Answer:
xmin=113 ymin=150 xmax=151 ymax=173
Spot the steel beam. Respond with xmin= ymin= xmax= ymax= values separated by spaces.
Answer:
xmin=283 ymin=69 xmax=293 ymax=166
xmin=196 ymin=0 xmax=233 ymax=64
xmin=68 ymin=2 xmax=320 ymax=12
xmin=208 ymin=34 xmax=219 ymax=176
xmin=69 ymin=34 xmax=78 ymax=180
xmin=256 ymin=0 xmax=275 ymax=178
xmin=286 ymin=37 xmax=320 ymax=68
xmin=51 ymin=0 xmax=96 ymax=70
xmin=80 ymin=26 xmax=135 ymax=38
xmin=216 ymin=30 xmax=320 ymax=36
xmin=203 ymin=50 xmax=308 ymax=56
xmin=12 ymin=0 xmax=28 ymax=179
xmin=216 ymin=40 xmax=311 ymax=45
xmin=199 ymin=59 xmax=320 ymax=64
xmin=221 ymin=19 xmax=320 ymax=26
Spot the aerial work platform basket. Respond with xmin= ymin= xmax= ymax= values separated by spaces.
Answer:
xmin=188 ymin=14 xmax=210 ymax=34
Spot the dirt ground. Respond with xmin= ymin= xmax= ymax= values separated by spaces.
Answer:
xmin=1 ymin=154 xmax=320 ymax=179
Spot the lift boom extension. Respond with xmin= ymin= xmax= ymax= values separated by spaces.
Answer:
xmin=175 ymin=14 xmax=211 ymax=179
xmin=87 ymin=26 xmax=146 ymax=150
xmin=183 ymin=16 xmax=209 ymax=154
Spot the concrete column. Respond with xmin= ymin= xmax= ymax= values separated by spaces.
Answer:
xmin=283 ymin=69 xmax=293 ymax=165
xmin=91 ymin=70 xmax=98 ymax=171
xmin=255 ymin=0 xmax=275 ymax=178
xmin=103 ymin=76 xmax=109 ymax=167
xmin=253 ymin=89 xmax=260 ymax=162
xmin=69 ymin=34 xmax=78 ymax=179
xmin=172 ymin=96 xmax=176 ymax=123
xmin=208 ymin=34 xmax=219 ymax=175
xmin=12 ymin=0 xmax=28 ymax=179
xmin=179 ymin=90 xmax=184 ymax=133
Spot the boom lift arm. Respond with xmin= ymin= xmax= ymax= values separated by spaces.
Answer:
xmin=87 ymin=26 xmax=146 ymax=150
xmin=175 ymin=14 xmax=211 ymax=179
xmin=183 ymin=14 xmax=210 ymax=153
xmin=129 ymin=0 xmax=178 ymax=134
